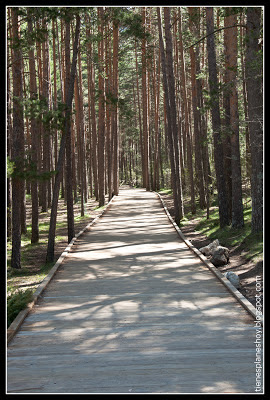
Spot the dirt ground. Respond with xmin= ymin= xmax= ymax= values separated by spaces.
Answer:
xmin=159 ymin=192 xmax=263 ymax=309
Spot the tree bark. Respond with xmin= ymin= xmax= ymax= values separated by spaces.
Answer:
xmin=164 ymin=7 xmax=184 ymax=220
xmin=141 ymin=8 xmax=150 ymax=191
xmin=87 ymin=21 xmax=99 ymax=201
xmin=157 ymin=7 xmax=181 ymax=225
xmin=188 ymin=7 xmax=206 ymax=209
xmin=226 ymin=8 xmax=244 ymax=228
xmin=245 ymin=7 xmax=263 ymax=232
xmin=206 ymin=7 xmax=230 ymax=227
xmin=135 ymin=39 xmax=144 ymax=187
xmin=112 ymin=16 xmax=119 ymax=196
xmin=152 ymin=44 xmax=160 ymax=191
xmin=98 ymin=7 xmax=105 ymax=206
xmin=76 ymin=36 xmax=87 ymax=215
xmin=223 ymin=13 xmax=233 ymax=222
xmin=64 ymin=15 xmax=75 ymax=242
xmin=28 ymin=11 xmax=39 ymax=244
xmin=178 ymin=8 xmax=196 ymax=214
xmin=46 ymin=14 xmax=80 ymax=263
xmin=41 ymin=19 xmax=51 ymax=212
xmin=105 ymin=19 xmax=113 ymax=200
xmin=11 ymin=8 xmax=24 ymax=269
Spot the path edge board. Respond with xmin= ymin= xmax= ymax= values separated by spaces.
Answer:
xmin=155 ymin=191 xmax=262 ymax=324
xmin=7 ymin=195 xmax=116 ymax=345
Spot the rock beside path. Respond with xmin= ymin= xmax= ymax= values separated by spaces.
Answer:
xmin=224 ymin=271 xmax=240 ymax=288
xmin=199 ymin=239 xmax=230 ymax=267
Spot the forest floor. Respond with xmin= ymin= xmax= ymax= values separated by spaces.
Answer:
xmin=7 ymin=194 xmax=109 ymax=297
xmin=7 ymin=187 xmax=263 ymax=326
xmin=158 ymin=191 xmax=263 ymax=309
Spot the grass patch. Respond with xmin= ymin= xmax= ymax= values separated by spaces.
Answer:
xmin=7 ymin=288 xmax=33 ymax=327
xmin=94 ymin=205 xmax=106 ymax=211
xmin=7 ymin=261 xmax=56 ymax=328
xmin=181 ymin=202 xmax=263 ymax=263
xmin=158 ymin=188 xmax=173 ymax=195
xmin=74 ymin=214 xmax=90 ymax=221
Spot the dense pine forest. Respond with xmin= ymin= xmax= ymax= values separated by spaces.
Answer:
xmin=7 ymin=6 xmax=263 ymax=275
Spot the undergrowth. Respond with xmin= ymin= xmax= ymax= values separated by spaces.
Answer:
xmin=7 ymin=288 xmax=33 ymax=327
xmin=180 ymin=199 xmax=263 ymax=263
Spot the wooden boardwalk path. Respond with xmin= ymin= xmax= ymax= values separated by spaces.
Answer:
xmin=7 ymin=188 xmax=257 ymax=394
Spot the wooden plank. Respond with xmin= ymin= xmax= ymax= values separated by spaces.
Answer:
xmin=7 ymin=188 xmax=259 ymax=394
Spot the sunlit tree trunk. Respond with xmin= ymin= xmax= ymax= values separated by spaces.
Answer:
xmin=141 ymin=7 xmax=150 ymax=191
xmin=64 ymin=14 xmax=75 ymax=242
xmin=46 ymin=14 xmax=80 ymax=263
xmin=157 ymin=7 xmax=182 ymax=224
xmin=97 ymin=7 xmax=105 ymax=206
xmin=164 ymin=7 xmax=184 ymax=220
xmin=41 ymin=19 xmax=51 ymax=212
xmin=178 ymin=8 xmax=196 ymax=214
xmin=28 ymin=11 xmax=39 ymax=243
xmin=188 ymin=7 xmax=206 ymax=209
xmin=135 ymin=39 xmax=144 ymax=187
xmin=112 ymin=15 xmax=119 ymax=196
xmin=87 ymin=20 xmax=99 ymax=201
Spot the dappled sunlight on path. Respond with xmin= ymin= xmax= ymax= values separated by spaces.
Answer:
xmin=7 ymin=188 xmax=257 ymax=394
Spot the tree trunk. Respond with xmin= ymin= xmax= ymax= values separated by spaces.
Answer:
xmin=64 ymin=15 xmax=75 ymax=243
xmin=98 ymin=7 xmax=105 ymax=206
xmin=239 ymin=14 xmax=251 ymax=182
xmin=105 ymin=20 xmax=113 ymax=200
xmin=164 ymin=7 xmax=184 ymax=220
xmin=178 ymin=8 xmax=196 ymax=214
xmin=46 ymin=14 xmax=80 ymax=263
xmin=226 ymin=8 xmax=244 ymax=228
xmin=135 ymin=39 xmax=144 ymax=187
xmin=28 ymin=11 xmax=39 ymax=243
xmin=141 ymin=7 xmax=150 ymax=191
xmin=152 ymin=45 xmax=160 ymax=191
xmin=157 ymin=7 xmax=181 ymax=225
xmin=188 ymin=7 xmax=206 ymax=209
xmin=41 ymin=19 xmax=51 ymax=212
xmin=223 ymin=13 xmax=233 ymax=222
xmin=112 ymin=16 xmax=119 ymax=196
xmin=87 ymin=21 xmax=99 ymax=201
xmin=11 ymin=9 xmax=24 ymax=269
xmin=206 ymin=7 xmax=230 ymax=227
xmin=77 ymin=37 xmax=86 ymax=215
xmin=245 ymin=7 xmax=263 ymax=232
xmin=7 ymin=9 xmax=12 ymax=240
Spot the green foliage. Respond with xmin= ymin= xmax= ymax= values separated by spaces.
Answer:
xmin=7 ymin=157 xmax=15 ymax=178
xmin=24 ymin=97 xmax=68 ymax=132
xmin=7 ymin=288 xmax=33 ymax=327
xmin=189 ymin=202 xmax=263 ymax=263
xmin=219 ymin=7 xmax=246 ymax=18
xmin=159 ymin=188 xmax=173 ymax=195
xmin=105 ymin=91 xmax=119 ymax=107
xmin=10 ymin=156 xmax=57 ymax=182
xmin=109 ymin=7 xmax=150 ymax=41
